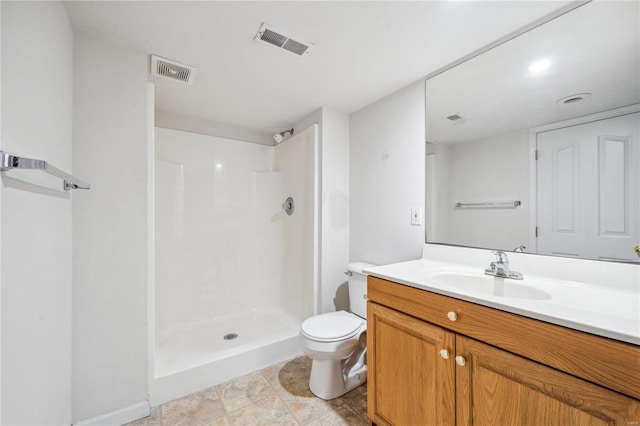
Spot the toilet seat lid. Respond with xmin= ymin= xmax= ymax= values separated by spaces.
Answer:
xmin=301 ymin=311 xmax=363 ymax=342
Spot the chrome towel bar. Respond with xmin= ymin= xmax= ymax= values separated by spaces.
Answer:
xmin=0 ymin=150 xmax=90 ymax=191
xmin=455 ymin=201 xmax=520 ymax=209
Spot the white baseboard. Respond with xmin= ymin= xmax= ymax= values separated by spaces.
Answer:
xmin=73 ymin=401 xmax=150 ymax=426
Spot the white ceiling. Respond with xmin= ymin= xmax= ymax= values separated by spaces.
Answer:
xmin=64 ymin=1 xmax=573 ymax=140
xmin=426 ymin=1 xmax=640 ymax=144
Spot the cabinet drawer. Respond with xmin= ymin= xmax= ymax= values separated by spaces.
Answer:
xmin=368 ymin=276 xmax=640 ymax=400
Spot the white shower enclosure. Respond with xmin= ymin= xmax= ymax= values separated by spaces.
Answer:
xmin=150 ymin=125 xmax=318 ymax=404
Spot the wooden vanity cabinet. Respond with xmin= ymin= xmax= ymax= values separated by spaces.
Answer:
xmin=367 ymin=276 xmax=640 ymax=426
xmin=367 ymin=302 xmax=455 ymax=426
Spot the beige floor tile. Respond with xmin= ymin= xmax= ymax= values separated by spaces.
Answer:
xmin=261 ymin=356 xmax=361 ymax=424
xmin=305 ymin=404 xmax=368 ymax=426
xmin=203 ymin=417 xmax=229 ymax=426
xmin=160 ymin=387 xmax=226 ymax=426
xmin=217 ymin=371 xmax=275 ymax=413
xmin=298 ymin=355 xmax=313 ymax=368
xmin=226 ymin=394 xmax=297 ymax=426
xmin=260 ymin=357 xmax=310 ymax=398
xmin=280 ymin=387 xmax=345 ymax=425
xmin=138 ymin=356 xmax=368 ymax=426
xmin=341 ymin=384 xmax=366 ymax=399
xmin=340 ymin=384 xmax=368 ymax=419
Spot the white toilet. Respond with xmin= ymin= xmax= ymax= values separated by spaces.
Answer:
xmin=299 ymin=262 xmax=376 ymax=400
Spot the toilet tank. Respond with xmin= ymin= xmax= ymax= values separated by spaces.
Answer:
xmin=347 ymin=262 xmax=377 ymax=319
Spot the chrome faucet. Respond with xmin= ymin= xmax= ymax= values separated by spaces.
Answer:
xmin=485 ymin=251 xmax=524 ymax=280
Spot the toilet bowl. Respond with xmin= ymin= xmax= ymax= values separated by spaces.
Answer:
xmin=299 ymin=262 xmax=375 ymax=400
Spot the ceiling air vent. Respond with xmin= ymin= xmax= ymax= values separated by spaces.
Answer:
xmin=150 ymin=55 xmax=197 ymax=85
xmin=254 ymin=23 xmax=313 ymax=57
xmin=445 ymin=113 xmax=466 ymax=125
xmin=556 ymin=93 xmax=592 ymax=105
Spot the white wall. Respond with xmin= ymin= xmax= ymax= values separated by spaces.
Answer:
xmin=319 ymin=108 xmax=350 ymax=312
xmin=155 ymin=126 xmax=318 ymax=335
xmin=350 ymin=80 xmax=425 ymax=265
xmin=154 ymin=128 xmax=277 ymax=331
xmin=156 ymin=110 xmax=271 ymax=146
xmin=0 ymin=2 xmax=73 ymax=424
xmin=156 ymin=108 xmax=342 ymax=316
xmin=295 ymin=108 xmax=350 ymax=313
xmin=274 ymin=125 xmax=317 ymax=321
xmin=0 ymin=4 xmax=3 ymax=419
xmin=72 ymin=35 xmax=150 ymax=422
xmin=447 ymin=128 xmax=529 ymax=250
xmin=425 ymin=142 xmax=451 ymax=243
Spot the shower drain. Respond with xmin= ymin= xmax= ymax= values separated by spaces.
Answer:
xmin=223 ymin=333 xmax=238 ymax=340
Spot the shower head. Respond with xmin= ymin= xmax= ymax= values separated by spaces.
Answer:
xmin=273 ymin=128 xmax=294 ymax=144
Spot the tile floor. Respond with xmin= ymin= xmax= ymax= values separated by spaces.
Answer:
xmin=127 ymin=356 xmax=368 ymax=426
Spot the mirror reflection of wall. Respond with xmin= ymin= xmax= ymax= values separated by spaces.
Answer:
xmin=426 ymin=128 xmax=529 ymax=251
xmin=425 ymin=1 xmax=640 ymax=263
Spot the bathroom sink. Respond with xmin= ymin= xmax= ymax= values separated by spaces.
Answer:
xmin=425 ymin=271 xmax=552 ymax=300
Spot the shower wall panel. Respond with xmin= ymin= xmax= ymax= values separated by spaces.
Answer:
xmin=155 ymin=128 xmax=279 ymax=332
xmin=274 ymin=125 xmax=317 ymax=320
xmin=151 ymin=126 xmax=317 ymax=402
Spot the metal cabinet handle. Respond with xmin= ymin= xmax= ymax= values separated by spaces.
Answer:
xmin=447 ymin=311 xmax=458 ymax=321
xmin=440 ymin=349 xmax=450 ymax=359
xmin=634 ymin=245 xmax=640 ymax=256
xmin=455 ymin=355 xmax=466 ymax=366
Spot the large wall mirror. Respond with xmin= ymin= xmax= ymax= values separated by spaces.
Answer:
xmin=425 ymin=1 xmax=640 ymax=263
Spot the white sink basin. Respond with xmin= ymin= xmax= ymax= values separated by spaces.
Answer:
xmin=365 ymin=253 xmax=640 ymax=344
xmin=425 ymin=271 xmax=552 ymax=300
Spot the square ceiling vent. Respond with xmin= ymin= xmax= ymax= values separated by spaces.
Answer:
xmin=150 ymin=55 xmax=197 ymax=85
xmin=445 ymin=113 xmax=466 ymax=125
xmin=254 ymin=23 xmax=313 ymax=57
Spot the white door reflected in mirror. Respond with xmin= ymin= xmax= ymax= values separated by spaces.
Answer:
xmin=536 ymin=113 xmax=639 ymax=263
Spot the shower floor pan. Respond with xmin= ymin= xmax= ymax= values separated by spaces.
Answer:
xmin=151 ymin=308 xmax=302 ymax=405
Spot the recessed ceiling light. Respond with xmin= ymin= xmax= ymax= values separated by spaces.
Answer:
xmin=528 ymin=59 xmax=551 ymax=73
xmin=556 ymin=93 xmax=592 ymax=104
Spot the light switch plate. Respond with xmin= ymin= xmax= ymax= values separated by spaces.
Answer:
xmin=411 ymin=207 xmax=422 ymax=226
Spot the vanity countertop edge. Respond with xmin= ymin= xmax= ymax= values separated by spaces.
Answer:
xmin=365 ymin=259 xmax=640 ymax=346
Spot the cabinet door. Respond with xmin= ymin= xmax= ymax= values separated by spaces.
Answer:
xmin=368 ymin=302 xmax=455 ymax=426
xmin=456 ymin=336 xmax=640 ymax=426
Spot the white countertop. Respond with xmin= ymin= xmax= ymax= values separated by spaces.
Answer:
xmin=365 ymin=247 xmax=640 ymax=346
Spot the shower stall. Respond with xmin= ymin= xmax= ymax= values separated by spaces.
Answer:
xmin=150 ymin=125 xmax=318 ymax=404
